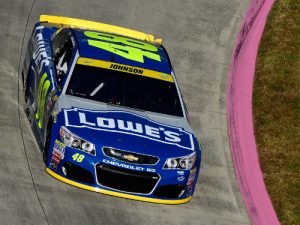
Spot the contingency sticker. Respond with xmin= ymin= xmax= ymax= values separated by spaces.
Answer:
xmin=50 ymin=140 xmax=65 ymax=170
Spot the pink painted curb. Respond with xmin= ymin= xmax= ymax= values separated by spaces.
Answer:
xmin=227 ymin=0 xmax=280 ymax=225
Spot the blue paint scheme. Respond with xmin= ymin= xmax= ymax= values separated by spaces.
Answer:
xmin=72 ymin=29 xmax=172 ymax=73
xmin=23 ymin=23 xmax=58 ymax=146
xmin=22 ymin=21 xmax=202 ymax=201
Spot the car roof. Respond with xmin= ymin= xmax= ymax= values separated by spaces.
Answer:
xmin=71 ymin=29 xmax=172 ymax=74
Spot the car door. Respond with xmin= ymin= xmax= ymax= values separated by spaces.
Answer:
xmin=34 ymin=28 xmax=75 ymax=138
xmin=41 ymin=29 xmax=76 ymax=133
xmin=26 ymin=25 xmax=56 ymax=135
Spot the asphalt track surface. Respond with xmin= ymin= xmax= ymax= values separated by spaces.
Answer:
xmin=0 ymin=1 xmax=251 ymax=224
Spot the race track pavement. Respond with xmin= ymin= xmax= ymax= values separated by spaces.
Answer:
xmin=0 ymin=1 xmax=250 ymax=224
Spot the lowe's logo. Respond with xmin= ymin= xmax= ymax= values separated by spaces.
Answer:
xmin=33 ymin=26 xmax=51 ymax=73
xmin=64 ymin=108 xmax=194 ymax=150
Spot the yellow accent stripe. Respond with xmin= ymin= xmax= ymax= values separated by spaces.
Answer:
xmin=46 ymin=168 xmax=192 ymax=205
xmin=77 ymin=57 xmax=174 ymax=83
xmin=40 ymin=15 xmax=162 ymax=45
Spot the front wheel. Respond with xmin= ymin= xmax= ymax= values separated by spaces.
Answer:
xmin=43 ymin=126 xmax=52 ymax=163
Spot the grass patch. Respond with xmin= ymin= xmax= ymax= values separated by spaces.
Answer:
xmin=253 ymin=0 xmax=300 ymax=224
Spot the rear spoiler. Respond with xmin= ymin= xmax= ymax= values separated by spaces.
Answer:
xmin=39 ymin=15 xmax=162 ymax=45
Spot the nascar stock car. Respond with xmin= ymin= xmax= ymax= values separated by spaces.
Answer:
xmin=22 ymin=15 xmax=202 ymax=204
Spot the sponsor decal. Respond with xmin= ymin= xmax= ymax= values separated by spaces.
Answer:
xmin=50 ymin=147 xmax=64 ymax=170
xmin=177 ymin=171 xmax=185 ymax=175
xmin=53 ymin=115 xmax=57 ymax=124
xmin=52 ymin=109 xmax=59 ymax=124
xmin=33 ymin=26 xmax=51 ymax=73
xmin=53 ymin=139 xmax=65 ymax=154
xmin=64 ymin=108 xmax=194 ymax=150
xmin=103 ymin=159 xmax=156 ymax=172
xmin=177 ymin=176 xmax=185 ymax=182
xmin=50 ymin=162 xmax=58 ymax=170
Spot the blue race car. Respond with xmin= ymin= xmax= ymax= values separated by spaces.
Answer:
xmin=22 ymin=15 xmax=201 ymax=204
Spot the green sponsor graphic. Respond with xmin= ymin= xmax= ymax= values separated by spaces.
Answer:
xmin=35 ymin=72 xmax=50 ymax=128
xmin=84 ymin=31 xmax=161 ymax=63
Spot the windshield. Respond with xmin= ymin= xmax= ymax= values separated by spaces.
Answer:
xmin=66 ymin=64 xmax=184 ymax=117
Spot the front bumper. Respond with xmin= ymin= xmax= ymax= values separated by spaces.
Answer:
xmin=46 ymin=139 xmax=199 ymax=204
xmin=46 ymin=168 xmax=192 ymax=204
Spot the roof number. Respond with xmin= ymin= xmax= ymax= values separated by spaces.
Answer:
xmin=84 ymin=31 xmax=161 ymax=63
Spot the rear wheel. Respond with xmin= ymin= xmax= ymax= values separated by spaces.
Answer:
xmin=23 ymin=66 xmax=31 ymax=103
xmin=24 ymin=71 xmax=30 ymax=103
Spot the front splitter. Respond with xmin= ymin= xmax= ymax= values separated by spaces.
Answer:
xmin=46 ymin=167 xmax=192 ymax=205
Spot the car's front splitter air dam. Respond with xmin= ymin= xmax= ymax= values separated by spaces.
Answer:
xmin=46 ymin=168 xmax=192 ymax=204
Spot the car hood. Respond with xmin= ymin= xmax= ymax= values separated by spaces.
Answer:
xmin=55 ymin=94 xmax=197 ymax=158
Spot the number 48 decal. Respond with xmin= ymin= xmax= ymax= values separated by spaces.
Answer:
xmin=35 ymin=72 xmax=50 ymax=129
xmin=72 ymin=153 xmax=85 ymax=162
xmin=84 ymin=31 xmax=161 ymax=63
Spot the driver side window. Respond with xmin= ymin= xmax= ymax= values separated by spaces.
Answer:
xmin=52 ymin=30 xmax=74 ymax=87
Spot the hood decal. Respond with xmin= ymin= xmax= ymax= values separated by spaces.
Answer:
xmin=64 ymin=108 xmax=194 ymax=151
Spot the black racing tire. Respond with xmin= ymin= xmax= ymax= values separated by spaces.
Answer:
xmin=43 ymin=125 xmax=52 ymax=163
xmin=24 ymin=82 xmax=29 ymax=103
xmin=23 ymin=68 xmax=31 ymax=103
